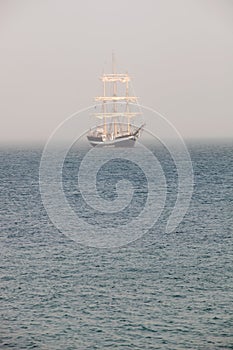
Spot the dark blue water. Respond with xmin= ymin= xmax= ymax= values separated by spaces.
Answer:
xmin=0 ymin=141 xmax=233 ymax=349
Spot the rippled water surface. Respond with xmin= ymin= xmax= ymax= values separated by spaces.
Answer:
xmin=0 ymin=141 xmax=233 ymax=349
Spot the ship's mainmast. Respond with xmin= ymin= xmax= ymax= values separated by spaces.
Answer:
xmin=94 ymin=56 xmax=139 ymax=137
xmin=112 ymin=52 xmax=117 ymax=136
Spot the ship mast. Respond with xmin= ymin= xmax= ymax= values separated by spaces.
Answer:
xmin=126 ymin=72 xmax=130 ymax=134
xmin=112 ymin=52 xmax=117 ymax=137
xmin=94 ymin=56 xmax=140 ymax=136
xmin=103 ymin=70 xmax=107 ymax=135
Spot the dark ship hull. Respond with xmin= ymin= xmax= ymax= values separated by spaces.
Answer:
xmin=87 ymin=134 xmax=137 ymax=147
xmin=87 ymin=124 xmax=144 ymax=147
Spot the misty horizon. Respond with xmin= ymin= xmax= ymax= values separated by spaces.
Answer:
xmin=1 ymin=0 xmax=233 ymax=145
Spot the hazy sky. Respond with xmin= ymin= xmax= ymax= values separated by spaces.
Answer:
xmin=1 ymin=0 xmax=233 ymax=144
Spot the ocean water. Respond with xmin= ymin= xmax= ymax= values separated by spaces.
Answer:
xmin=0 ymin=141 xmax=233 ymax=349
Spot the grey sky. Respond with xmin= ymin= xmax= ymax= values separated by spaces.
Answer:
xmin=0 ymin=0 xmax=233 ymax=144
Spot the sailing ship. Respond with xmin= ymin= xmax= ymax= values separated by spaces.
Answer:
xmin=87 ymin=55 xmax=144 ymax=147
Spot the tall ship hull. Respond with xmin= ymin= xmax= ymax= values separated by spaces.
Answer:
xmin=87 ymin=123 xmax=143 ymax=148
xmin=87 ymin=54 xmax=144 ymax=147
xmin=87 ymin=134 xmax=137 ymax=148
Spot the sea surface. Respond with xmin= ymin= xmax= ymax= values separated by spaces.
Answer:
xmin=0 ymin=141 xmax=233 ymax=349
